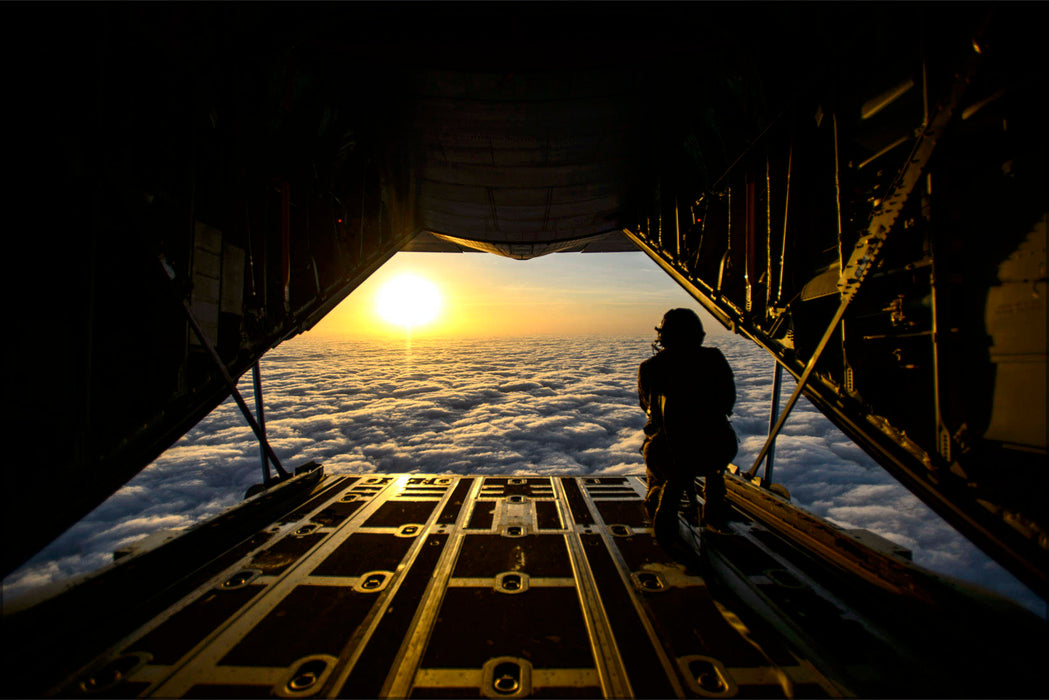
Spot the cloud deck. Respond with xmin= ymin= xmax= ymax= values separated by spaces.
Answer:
xmin=2 ymin=335 xmax=1038 ymax=613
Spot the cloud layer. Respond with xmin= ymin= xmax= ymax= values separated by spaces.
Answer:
xmin=3 ymin=334 xmax=1041 ymax=615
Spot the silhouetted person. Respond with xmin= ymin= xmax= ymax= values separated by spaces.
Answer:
xmin=639 ymin=308 xmax=737 ymax=551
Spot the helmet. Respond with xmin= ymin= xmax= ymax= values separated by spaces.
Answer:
xmin=654 ymin=308 xmax=705 ymax=350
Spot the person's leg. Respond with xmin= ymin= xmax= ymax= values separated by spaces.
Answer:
xmin=644 ymin=467 xmax=664 ymax=522
xmin=701 ymin=468 xmax=728 ymax=528
xmin=653 ymin=477 xmax=685 ymax=550
xmin=683 ymin=480 xmax=701 ymax=526
xmin=643 ymin=437 xmax=671 ymax=523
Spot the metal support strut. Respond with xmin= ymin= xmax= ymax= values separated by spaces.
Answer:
xmin=762 ymin=362 xmax=783 ymax=487
xmin=745 ymin=303 xmax=847 ymax=481
xmin=160 ymin=256 xmax=290 ymax=481
xmin=252 ymin=362 xmax=271 ymax=482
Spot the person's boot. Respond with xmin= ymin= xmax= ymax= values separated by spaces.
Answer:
xmin=701 ymin=472 xmax=731 ymax=533
xmin=643 ymin=489 xmax=659 ymax=525
xmin=683 ymin=485 xmax=701 ymax=526
xmin=701 ymin=512 xmax=732 ymax=535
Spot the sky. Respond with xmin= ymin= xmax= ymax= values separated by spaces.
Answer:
xmin=2 ymin=251 xmax=1043 ymax=619
xmin=306 ymin=251 xmax=725 ymax=339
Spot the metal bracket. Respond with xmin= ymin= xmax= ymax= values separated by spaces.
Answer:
xmin=159 ymin=255 xmax=290 ymax=480
xmin=837 ymin=36 xmax=985 ymax=301
xmin=745 ymin=40 xmax=982 ymax=481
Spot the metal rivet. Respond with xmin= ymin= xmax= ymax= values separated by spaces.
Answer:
xmin=288 ymin=671 xmax=317 ymax=691
xmin=78 ymin=655 xmax=145 ymax=695
xmin=223 ymin=570 xmax=254 ymax=588
xmin=495 ymin=572 xmax=529 ymax=595
xmin=688 ymin=659 xmax=728 ymax=693
xmin=286 ymin=659 xmax=329 ymax=693
xmin=361 ymin=573 xmax=386 ymax=590
xmin=637 ymin=572 xmax=665 ymax=591
xmin=492 ymin=661 xmax=521 ymax=695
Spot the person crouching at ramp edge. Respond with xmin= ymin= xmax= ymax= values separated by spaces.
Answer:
xmin=639 ymin=308 xmax=738 ymax=552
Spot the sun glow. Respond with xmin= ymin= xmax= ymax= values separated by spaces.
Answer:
xmin=375 ymin=273 xmax=443 ymax=329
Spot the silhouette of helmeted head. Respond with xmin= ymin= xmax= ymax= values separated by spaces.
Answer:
xmin=653 ymin=308 xmax=705 ymax=351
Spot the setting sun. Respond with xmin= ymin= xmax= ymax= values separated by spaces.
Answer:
xmin=375 ymin=273 xmax=442 ymax=329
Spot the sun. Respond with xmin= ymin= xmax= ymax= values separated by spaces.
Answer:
xmin=375 ymin=273 xmax=442 ymax=329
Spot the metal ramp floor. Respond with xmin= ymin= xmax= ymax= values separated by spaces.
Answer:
xmin=8 ymin=471 xmax=1046 ymax=698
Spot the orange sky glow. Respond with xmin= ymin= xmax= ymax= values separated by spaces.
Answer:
xmin=304 ymin=251 xmax=722 ymax=340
